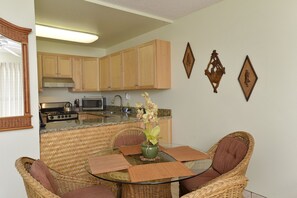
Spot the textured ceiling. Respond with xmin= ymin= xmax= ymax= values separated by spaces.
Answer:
xmin=35 ymin=0 xmax=223 ymax=48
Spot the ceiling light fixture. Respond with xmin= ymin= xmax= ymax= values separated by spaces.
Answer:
xmin=36 ymin=24 xmax=98 ymax=43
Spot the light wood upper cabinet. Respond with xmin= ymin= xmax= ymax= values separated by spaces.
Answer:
xmin=82 ymin=57 xmax=99 ymax=91
xmin=57 ymin=55 xmax=73 ymax=78
xmin=122 ymin=47 xmax=138 ymax=89
xmin=138 ymin=40 xmax=171 ymax=89
xmin=110 ymin=52 xmax=123 ymax=90
xmin=41 ymin=54 xmax=58 ymax=77
xmin=41 ymin=53 xmax=72 ymax=78
xmin=99 ymin=56 xmax=110 ymax=90
xmin=71 ymin=56 xmax=83 ymax=91
xmin=99 ymin=39 xmax=171 ymax=91
xmin=37 ymin=53 xmax=43 ymax=92
xmin=99 ymin=52 xmax=123 ymax=91
xmin=138 ymin=42 xmax=155 ymax=88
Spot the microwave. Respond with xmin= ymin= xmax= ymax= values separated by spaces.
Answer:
xmin=82 ymin=97 xmax=106 ymax=111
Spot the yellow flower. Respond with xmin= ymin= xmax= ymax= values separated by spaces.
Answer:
xmin=136 ymin=92 xmax=160 ymax=145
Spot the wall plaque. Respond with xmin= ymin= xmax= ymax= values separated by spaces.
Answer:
xmin=205 ymin=50 xmax=225 ymax=93
xmin=183 ymin=42 xmax=195 ymax=79
xmin=238 ymin=55 xmax=258 ymax=101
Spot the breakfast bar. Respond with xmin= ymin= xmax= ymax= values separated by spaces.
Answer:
xmin=39 ymin=109 xmax=172 ymax=187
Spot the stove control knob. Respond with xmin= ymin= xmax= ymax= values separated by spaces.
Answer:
xmin=49 ymin=116 xmax=54 ymax=120
xmin=57 ymin=115 xmax=60 ymax=118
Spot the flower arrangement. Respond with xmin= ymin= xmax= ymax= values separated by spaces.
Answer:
xmin=136 ymin=92 xmax=160 ymax=145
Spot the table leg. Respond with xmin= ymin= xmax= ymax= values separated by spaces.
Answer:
xmin=116 ymin=183 xmax=122 ymax=198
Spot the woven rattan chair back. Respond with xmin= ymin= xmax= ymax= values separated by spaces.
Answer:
xmin=181 ymin=175 xmax=248 ymax=198
xmin=207 ymin=131 xmax=254 ymax=177
xmin=16 ymin=157 xmax=60 ymax=198
xmin=15 ymin=157 xmax=116 ymax=198
xmin=180 ymin=131 xmax=254 ymax=196
xmin=110 ymin=127 xmax=146 ymax=149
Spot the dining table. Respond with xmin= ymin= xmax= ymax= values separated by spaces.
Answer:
xmin=85 ymin=144 xmax=212 ymax=198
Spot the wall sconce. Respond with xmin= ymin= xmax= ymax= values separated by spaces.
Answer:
xmin=36 ymin=24 xmax=98 ymax=43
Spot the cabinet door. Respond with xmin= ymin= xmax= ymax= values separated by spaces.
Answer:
xmin=158 ymin=118 xmax=172 ymax=144
xmin=122 ymin=48 xmax=138 ymax=89
xmin=99 ymin=56 xmax=110 ymax=90
xmin=82 ymin=57 xmax=99 ymax=91
xmin=37 ymin=53 xmax=43 ymax=92
xmin=42 ymin=54 xmax=58 ymax=77
xmin=71 ymin=56 xmax=83 ymax=91
xmin=138 ymin=41 xmax=155 ymax=88
xmin=110 ymin=52 xmax=123 ymax=90
xmin=58 ymin=55 xmax=72 ymax=78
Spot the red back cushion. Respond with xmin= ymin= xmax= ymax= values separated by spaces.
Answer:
xmin=212 ymin=136 xmax=248 ymax=174
xmin=114 ymin=133 xmax=146 ymax=148
xmin=30 ymin=159 xmax=59 ymax=195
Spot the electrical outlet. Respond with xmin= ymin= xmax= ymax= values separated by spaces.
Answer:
xmin=125 ymin=92 xmax=130 ymax=100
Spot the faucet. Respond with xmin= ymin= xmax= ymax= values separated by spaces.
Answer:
xmin=111 ymin=95 xmax=123 ymax=111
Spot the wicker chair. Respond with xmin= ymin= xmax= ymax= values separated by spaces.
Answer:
xmin=181 ymin=175 xmax=248 ymax=198
xmin=110 ymin=127 xmax=146 ymax=149
xmin=180 ymin=131 xmax=254 ymax=196
xmin=15 ymin=157 xmax=116 ymax=198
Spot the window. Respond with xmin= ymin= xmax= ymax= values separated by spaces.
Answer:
xmin=0 ymin=18 xmax=32 ymax=131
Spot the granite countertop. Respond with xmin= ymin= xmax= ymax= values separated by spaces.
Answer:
xmin=40 ymin=108 xmax=171 ymax=134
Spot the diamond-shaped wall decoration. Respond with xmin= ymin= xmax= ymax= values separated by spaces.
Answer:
xmin=205 ymin=50 xmax=225 ymax=93
xmin=183 ymin=42 xmax=195 ymax=79
xmin=238 ymin=55 xmax=258 ymax=101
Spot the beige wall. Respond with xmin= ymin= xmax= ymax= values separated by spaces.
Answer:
xmin=1 ymin=0 xmax=39 ymax=197
xmin=29 ymin=0 xmax=297 ymax=197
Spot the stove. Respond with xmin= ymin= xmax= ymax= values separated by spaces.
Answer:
xmin=40 ymin=102 xmax=78 ymax=122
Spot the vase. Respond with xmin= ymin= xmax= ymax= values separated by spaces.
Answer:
xmin=141 ymin=142 xmax=159 ymax=159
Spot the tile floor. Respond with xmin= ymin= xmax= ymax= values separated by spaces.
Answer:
xmin=243 ymin=189 xmax=267 ymax=198
xmin=171 ymin=183 xmax=266 ymax=198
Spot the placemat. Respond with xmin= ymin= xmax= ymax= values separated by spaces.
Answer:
xmin=119 ymin=144 xmax=141 ymax=155
xmin=163 ymin=146 xmax=209 ymax=162
xmin=128 ymin=161 xmax=194 ymax=182
xmin=88 ymin=154 xmax=131 ymax=174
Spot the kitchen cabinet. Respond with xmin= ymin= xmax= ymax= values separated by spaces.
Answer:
xmin=99 ymin=39 xmax=171 ymax=91
xmin=71 ymin=56 xmax=101 ymax=92
xmin=82 ymin=57 xmax=99 ymax=91
xmin=110 ymin=52 xmax=123 ymax=90
xmin=138 ymin=40 xmax=171 ymax=89
xmin=122 ymin=47 xmax=138 ymax=89
xmin=71 ymin=56 xmax=83 ymax=91
xmin=99 ymin=52 xmax=123 ymax=90
xmin=158 ymin=118 xmax=172 ymax=144
xmin=40 ymin=53 xmax=72 ymax=78
xmin=99 ymin=55 xmax=110 ymax=90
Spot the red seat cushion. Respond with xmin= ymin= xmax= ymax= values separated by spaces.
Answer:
xmin=180 ymin=169 xmax=221 ymax=193
xmin=62 ymin=185 xmax=115 ymax=198
xmin=212 ymin=136 xmax=248 ymax=174
xmin=114 ymin=134 xmax=145 ymax=148
xmin=30 ymin=160 xmax=59 ymax=195
xmin=180 ymin=136 xmax=248 ymax=196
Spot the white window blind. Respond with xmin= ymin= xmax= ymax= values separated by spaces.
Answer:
xmin=0 ymin=62 xmax=24 ymax=117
